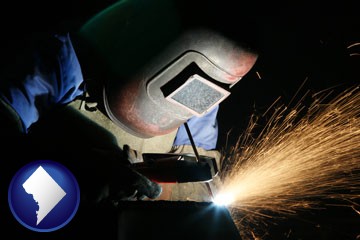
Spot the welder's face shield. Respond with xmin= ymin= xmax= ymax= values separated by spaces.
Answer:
xmin=103 ymin=30 xmax=258 ymax=138
xmin=79 ymin=0 xmax=258 ymax=138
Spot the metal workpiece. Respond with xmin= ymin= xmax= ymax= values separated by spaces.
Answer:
xmin=132 ymin=153 xmax=218 ymax=183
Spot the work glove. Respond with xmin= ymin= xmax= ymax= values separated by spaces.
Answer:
xmin=106 ymin=163 xmax=162 ymax=202
xmin=80 ymin=145 xmax=162 ymax=205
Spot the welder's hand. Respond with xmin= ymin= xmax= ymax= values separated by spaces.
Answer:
xmin=87 ymin=145 xmax=162 ymax=204
xmin=107 ymin=164 xmax=162 ymax=201
xmin=122 ymin=144 xmax=144 ymax=163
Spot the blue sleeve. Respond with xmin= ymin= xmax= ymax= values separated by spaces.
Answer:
xmin=173 ymin=105 xmax=219 ymax=150
xmin=0 ymin=33 xmax=84 ymax=132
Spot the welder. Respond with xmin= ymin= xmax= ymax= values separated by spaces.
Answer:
xmin=0 ymin=0 xmax=258 ymax=205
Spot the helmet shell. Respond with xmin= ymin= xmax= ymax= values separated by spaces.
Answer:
xmin=79 ymin=0 xmax=258 ymax=138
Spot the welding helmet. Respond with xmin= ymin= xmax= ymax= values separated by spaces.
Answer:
xmin=79 ymin=0 xmax=258 ymax=138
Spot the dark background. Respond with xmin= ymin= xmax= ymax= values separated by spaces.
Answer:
xmin=2 ymin=0 xmax=359 ymax=138
xmin=1 ymin=0 xmax=359 ymax=239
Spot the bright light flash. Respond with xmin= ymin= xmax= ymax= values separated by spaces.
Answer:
xmin=213 ymin=192 xmax=235 ymax=206
xmin=218 ymin=85 xmax=360 ymax=239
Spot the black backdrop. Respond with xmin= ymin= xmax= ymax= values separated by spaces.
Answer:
xmin=1 ymin=0 xmax=359 ymax=239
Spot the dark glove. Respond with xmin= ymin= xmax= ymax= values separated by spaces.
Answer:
xmin=106 ymin=163 xmax=162 ymax=201
xmin=80 ymin=146 xmax=162 ymax=205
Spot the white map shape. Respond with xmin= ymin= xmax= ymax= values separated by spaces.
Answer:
xmin=22 ymin=165 xmax=67 ymax=225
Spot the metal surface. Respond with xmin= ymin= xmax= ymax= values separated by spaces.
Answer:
xmin=132 ymin=153 xmax=218 ymax=183
xmin=114 ymin=201 xmax=242 ymax=240
xmin=8 ymin=201 xmax=242 ymax=240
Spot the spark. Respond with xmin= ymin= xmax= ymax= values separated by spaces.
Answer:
xmin=347 ymin=42 xmax=360 ymax=49
xmin=347 ymin=42 xmax=360 ymax=56
xmin=350 ymin=53 xmax=360 ymax=57
xmin=217 ymin=85 xmax=360 ymax=239
xmin=255 ymin=71 xmax=262 ymax=80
